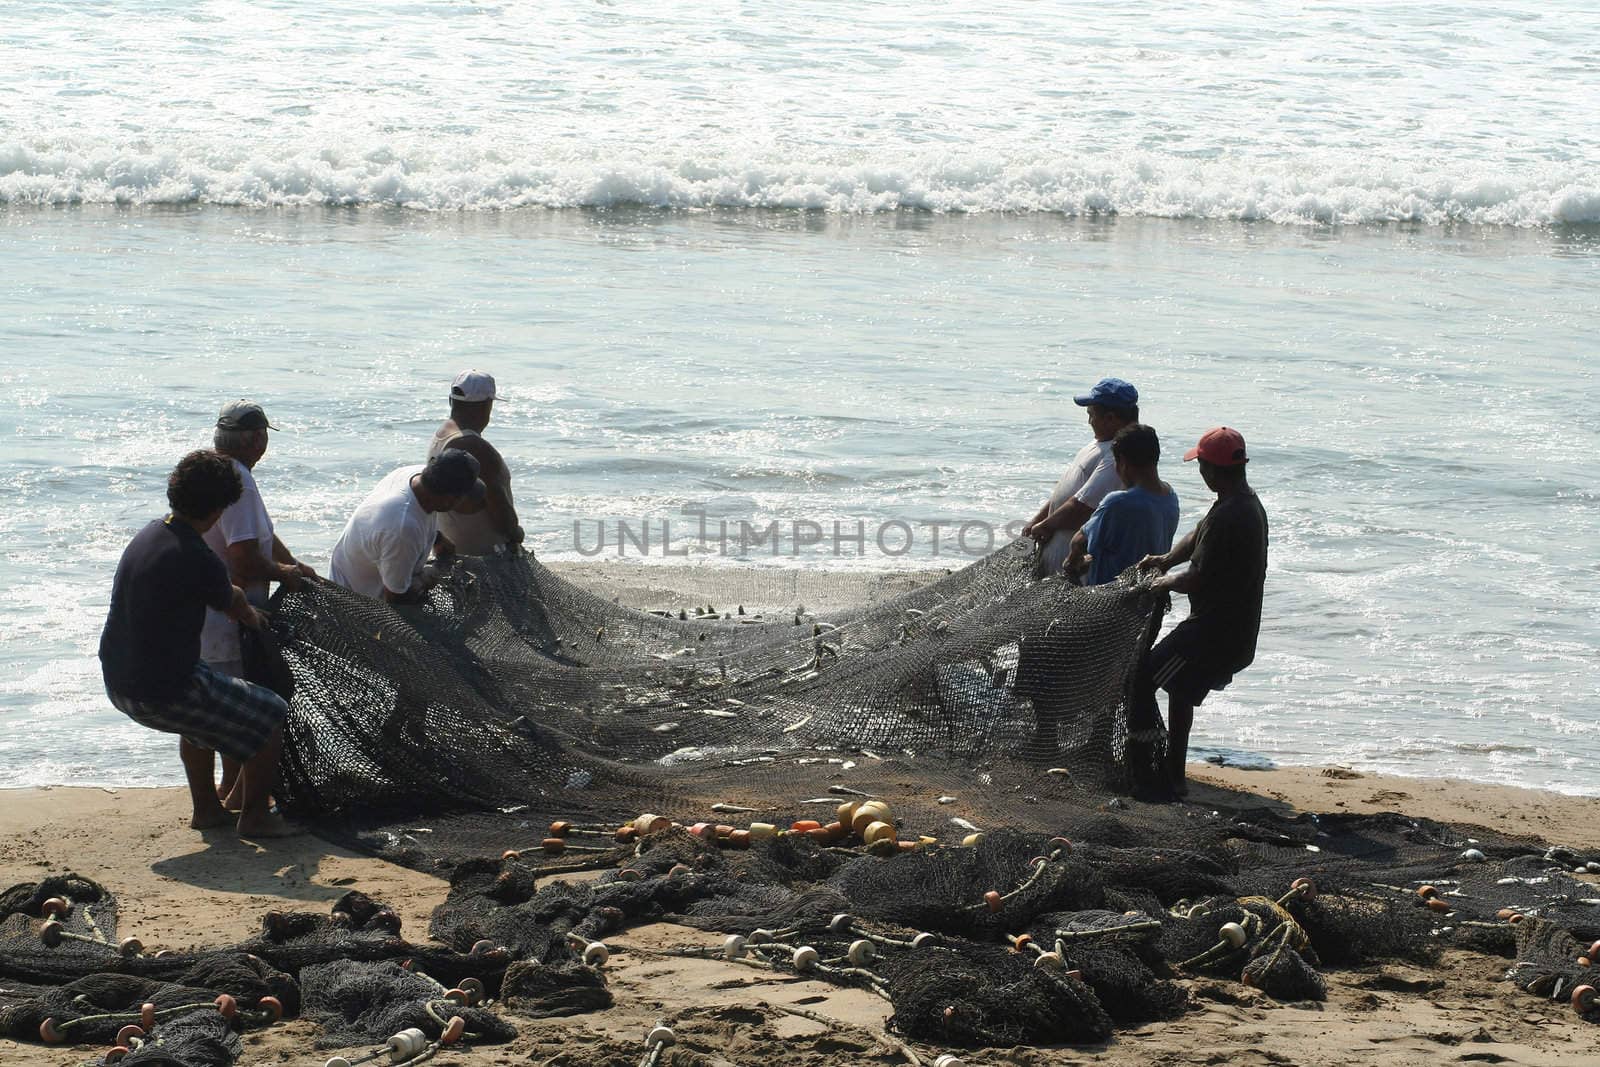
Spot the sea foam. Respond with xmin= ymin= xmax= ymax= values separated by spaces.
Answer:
xmin=2 ymin=141 xmax=1595 ymax=227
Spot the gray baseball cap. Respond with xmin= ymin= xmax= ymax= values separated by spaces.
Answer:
xmin=216 ymin=400 xmax=278 ymax=432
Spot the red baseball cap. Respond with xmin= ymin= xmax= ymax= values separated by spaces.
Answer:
xmin=1184 ymin=426 xmax=1248 ymax=466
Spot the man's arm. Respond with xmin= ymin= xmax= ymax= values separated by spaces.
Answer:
xmin=1064 ymin=528 xmax=1090 ymax=576
xmin=223 ymin=585 xmax=265 ymax=629
xmin=445 ymin=436 xmax=523 ymax=545
xmin=1021 ymin=501 xmax=1050 ymax=538
xmin=226 ymin=540 xmax=309 ymax=592
xmin=1140 ymin=526 xmax=1198 ymax=574
xmin=270 ymin=534 xmax=317 ymax=580
xmin=1034 ymin=498 xmax=1094 ymax=541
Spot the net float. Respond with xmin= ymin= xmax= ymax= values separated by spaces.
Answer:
xmin=215 ymin=994 xmax=238 ymax=1019
xmin=983 ymin=890 xmax=1003 ymax=912
xmin=1065 ymin=969 xmax=1084 ymax=981
xmin=1573 ymin=984 xmax=1596 ymax=1013
xmin=791 ymin=819 xmax=823 ymax=834
xmin=646 ymin=1025 xmax=676 ymax=1049
xmin=634 ymin=814 xmax=670 ymax=836
xmin=1507 ymin=913 xmax=1525 ymax=925
xmin=847 ymin=939 xmax=876 ymax=966
xmin=1009 ymin=933 xmax=1033 ymax=951
xmin=667 ymin=863 xmax=692 ymax=880
xmin=618 ymin=868 xmax=642 ymax=882
xmin=1426 ymin=898 xmax=1452 ymax=913
xmin=866 ymin=838 xmax=899 ymax=857
xmin=1048 ymin=837 xmax=1073 ymax=856
xmin=41 ymin=896 xmax=69 ymax=918
xmin=469 ymin=938 xmax=497 ymax=955
xmin=714 ymin=824 xmax=734 ymax=838
xmin=549 ymin=820 xmax=572 ymax=837
xmin=1033 ymin=951 xmax=1064 ymax=970
xmin=1579 ymin=957 xmax=1592 ymax=968
xmin=441 ymin=1016 xmax=466 ymax=1045
xmin=373 ymin=910 xmax=402 ymax=934
xmin=962 ymin=833 xmax=985 ymax=848
xmin=1459 ymin=848 xmax=1487 ymax=863
xmin=792 ymin=945 xmax=820 ymax=971
xmin=837 ymin=801 xmax=859 ymax=825
xmin=1588 ymin=940 xmax=1600 ymax=960
xmin=39 ymin=1018 xmax=63 ymax=1044
xmin=1290 ymin=877 xmax=1317 ymax=901
xmin=863 ymin=821 xmax=895 ymax=845
xmin=806 ymin=826 xmax=833 ymax=843
xmin=851 ymin=802 xmax=892 ymax=834
xmin=616 ymin=826 xmax=638 ymax=843
xmin=689 ymin=822 xmax=714 ymax=839
xmin=141 ymin=1003 xmax=156 ymax=1030
xmin=389 ymin=1028 xmax=429 ymax=1059
xmin=459 ymin=978 xmax=485 ymax=1005
xmin=541 ymin=838 xmax=566 ymax=854
xmin=444 ymin=988 xmax=470 ymax=1006
xmin=583 ymin=941 xmax=610 ymax=966
xmin=116 ymin=1025 xmax=145 ymax=1045
xmin=911 ymin=932 xmax=938 ymax=949
xmin=748 ymin=822 xmax=777 ymax=842
xmin=106 ymin=1048 xmax=130 ymax=1064
xmin=829 ymin=912 xmax=854 ymax=933
xmin=897 ymin=840 xmax=918 ymax=852
xmin=729 ymin=829 xmax=751 ymax=848
xmin=120 ymin=936 xmax=145 ymax=956
xmin=325 ymin=1057 xmax=353 ymax=1067
xmin=1416 ymin=885 xmax=1438 ymax=901
xmin=39 ymin=919 xmax=63 ymax=947
xmin=501 ymin=849 xmax=519 ymax=861
xmin=330 ymin=910 xmax=353 ymax=927
xmin=1495 ymin=908 xmax=1518 ymax=921
xmin=1219 ymin=922 xmax=1247 ymax=949
xmin=822 ymin=820 xmax=844 ymax=839
xmin=723 ymin=934 xmax=748 ymax=959
xmin=934 ymin=1056 xmax=965 ymax=1067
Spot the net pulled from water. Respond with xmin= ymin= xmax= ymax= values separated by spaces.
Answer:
xmin=5 ymin=543 xmax=1600 ymax=1063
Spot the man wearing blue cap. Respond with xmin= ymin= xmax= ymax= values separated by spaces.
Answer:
xmin=1022 ymin=377 xmax=1141 ymax=578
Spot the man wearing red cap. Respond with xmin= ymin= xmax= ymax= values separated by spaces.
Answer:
xmin=1134 ymin=426 xmax=1268 ymax=796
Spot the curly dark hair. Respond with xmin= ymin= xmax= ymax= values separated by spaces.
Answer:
xmin=166 ymin=450 xmax=243 ymax=519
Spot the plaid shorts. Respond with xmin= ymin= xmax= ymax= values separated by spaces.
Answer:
xmin=107 ymin=662 xmax=287 ymax=762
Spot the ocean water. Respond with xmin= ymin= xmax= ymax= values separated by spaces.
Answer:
xmin=2 ymin=2 xmax=1597 ymax=795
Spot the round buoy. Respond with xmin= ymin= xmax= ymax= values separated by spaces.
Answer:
xmin=1290 ymin=877 xmax=1317 ymax=901
xmin=215 ymin=994 xmax=237 ymax=1020
xmin=667 ymin=863 xmax=691 ymax=881
xmin=105 ymin=1047 xmax=130 ymax=1064
xmin=1579 ymin=957 xmax=1592 ymax=968
xmin=806 ymin=826 xmax=833 ymax=843
xmin=549 ymin=820 xmax=572 ymax=837
xmin=723 ymin=934 xmax=748 ymax=960
xmin=1588 ymin=940 xmax=1600 ymax=961
xmin=1416 ymin=885 xmax=1438 ymax=901
xmin=934 ymin=1056 xmax=965 ymax=1067
xmin=851 ymin=804 xmax=891 ymax=835
xmin=1010 ymin=933 xmax=1033 ymax=951
xmin=646 ymin=1024 xmax=676 ymax=1049
xmin=829 ymin=912 xmax=853 ymax=934
xmin=387 ymin=1028 xmax=428 ymax=1059
xmin=1219 ymin=922 xmax=1247 ymax=949
xmin=39 ymin=920 xmax=63 ymax=947
xmin=713 ymin=824 xmax=735 ymax=838
xmin=1496 ymin=908 xmax=1518 ymax=921
xmin=41 ymin=896 xmax=68 ymax=918
xmin=1033 ymin=951 xmax=1063 ymax=970
xmin=689 ymin=822 xmax=713 ymax=839
xmin=584 ymin=941 xmax=610 ymax=966
xmin=634 ymin=813 xmax=670 ymax=836
xmin=141 ymin=1003 xmax=156 ymax=1030
xmin=790 ymin=819 xmax=822 ymax=834
xmin=983 ymin=890 xmax=1003 ymax=913
xmin=837 ymin=801 xmax=859 ymax=826
xmin=961 ymin=833 xmax=984 ymax=848
xmin=748 ymin=822 xmax=777 ymax=842
xmin=119 ymin=937 xmax=144 ymax=956
xmin=39 ymin=1018 xmax=63 ymax=1044
xmin=1048 ymin=837 xmax=1073 ymax=856
xmin=441 ymin=1016 xmax=466 ymax=1045
xmin=444 ymin=988 xmax=470 ymax=1006
xmin=792 ymin=945 xmax=820 ymax=972
xmin=1507 ymin=912 xmax=1525 ymax=925
xmin=257 ymin=995 xmax=284 ymax=1023
xmin=1426 ymin=898 xmax=1452 ymax=914
xmin=325 ymin=1057 xmax=353 ymax=1067
xmin=911 ymin=932 xmax=937 ymax=949
xmin=501 ymin=849 xmax=520 ymax=861
xmin=116 ymin=1025 xmax=145 ymax=1046
xmin=1572 ymin=984 xmax=1595 ymax=1013
xmin=458 ymin=977 xmax=485 ymax=1005
xmin=848 ymin=939 xmax=876 ymax=967
xmin=616 ymin=826 xmax=638 ymax=843
xmin=470 ymin=938 xmax=496 ymax=955
xmin=728 ymin=829 xmax=751 ymax=848
xmin=618 ymin=868 xmax=642 ymax=882
xmin=750 ymin=928 xmax=774 ymax=944
xmin=1460 ymin=848 xmax=1486 ymax=863
xmin=864 ymin=821 xmax=896 ymax=846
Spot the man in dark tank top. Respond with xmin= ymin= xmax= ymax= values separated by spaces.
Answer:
xmin=428 ymin=369 xmax=525 ymax=555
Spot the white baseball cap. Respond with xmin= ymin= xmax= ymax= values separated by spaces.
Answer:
xmin=450 ymin=370 xmax=497 ymax=403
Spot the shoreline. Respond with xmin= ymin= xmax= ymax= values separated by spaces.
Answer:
xmin=5 ymin=773 xmax=1599 ymax=1066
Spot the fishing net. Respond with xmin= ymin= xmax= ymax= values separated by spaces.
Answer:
xmin=5 ymin=542 xmax=1600 ymax=1064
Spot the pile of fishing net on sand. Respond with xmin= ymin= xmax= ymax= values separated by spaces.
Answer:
xmin=4 ymin=541 xmax=1599 ymax=1065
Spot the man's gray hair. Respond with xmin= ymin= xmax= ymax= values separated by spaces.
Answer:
xmin=213 ymin=426 xmax=267 ymax=456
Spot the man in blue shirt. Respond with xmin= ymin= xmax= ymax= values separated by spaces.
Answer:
xmin=1064 ymin=424 xmax=1180 ymax=586
xmin=100 ymin=451 xmax=295 ymax=838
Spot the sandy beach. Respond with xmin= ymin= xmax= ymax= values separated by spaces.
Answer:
xmin=4 ymin=767 xmax=1597 ymax=1067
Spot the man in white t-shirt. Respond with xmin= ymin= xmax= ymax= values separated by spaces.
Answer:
xmin=1021 ymin=377 xmax=1141 ymax=578
xmin=329 ymin=449 xmax=487 ymax=602
xmin=199 ymin=400 xmax=317 ymax=808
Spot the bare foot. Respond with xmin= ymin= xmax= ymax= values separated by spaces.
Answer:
xmin=191 ymin=805 xmax=233 ymax=830
xmin=237 ymin=812 xmax=300 ymax=839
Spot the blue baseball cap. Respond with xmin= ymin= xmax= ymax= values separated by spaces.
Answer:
xmin=1073 ymin=377 xmax=1139 ymax=411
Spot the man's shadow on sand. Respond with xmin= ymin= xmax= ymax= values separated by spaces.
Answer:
xmin=150 ymin=827 xmax=364 ymax=907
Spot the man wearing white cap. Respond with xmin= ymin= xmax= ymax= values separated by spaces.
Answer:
xmin=427 ymin=370 xmax=524 ymax=555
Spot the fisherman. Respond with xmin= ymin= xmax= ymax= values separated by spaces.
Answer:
xmin=1134 ymin=427 xmax=1269 ymax=796
xmin=428 ymin=370 xmax=524 ymax=554
xmin=99 ymin=451 xmax=294 ymax=837
xmin=328 ymin=449 xmax=487 ymax=602
xmin=1063 ymin=424 xmax=1180 ymax=586
xmin=201 ymin=400 xmax=316 ymax=808
xmin=1022 ymin=377 xmax=1140 ymax=578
